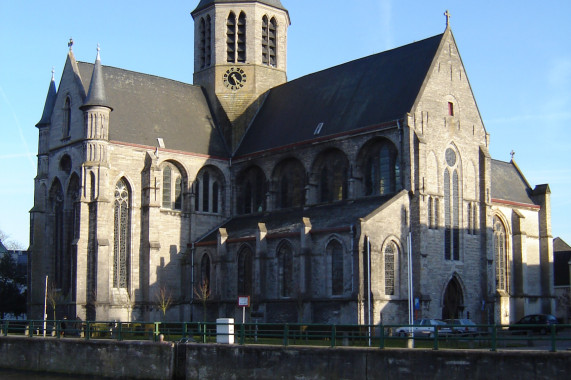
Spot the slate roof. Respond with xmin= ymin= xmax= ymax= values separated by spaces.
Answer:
xmin=235 ymin=34 xmax=443 ymax=157
xmin=77 ymin=63 xmax=228 ymax=158
xmin=197 ymin=194 xmax=395 ymax=243
xmin=192 ymin=0 xmax=287 ymax=15
xmin=490 ymin=159 xmax=536 ymax=206
xmin=553 ymin=237 xmax=571 ymax=287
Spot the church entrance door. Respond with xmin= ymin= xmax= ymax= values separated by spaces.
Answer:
xmin=442 ymin=277 xmax=464 ymax=319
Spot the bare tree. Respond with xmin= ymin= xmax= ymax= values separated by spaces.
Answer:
xmin=46 ymin=281 xmax=62 ymax=324
xmin=193 ymin=279 xmax=211 ymax=322
xmin=0 ymin=229 xmax=25 ymax=250
xmin=155 ymin=285 xmax=173 ymax=320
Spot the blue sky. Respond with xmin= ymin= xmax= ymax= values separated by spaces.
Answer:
xmin=1 ymin=0 xmax=570 ymax=247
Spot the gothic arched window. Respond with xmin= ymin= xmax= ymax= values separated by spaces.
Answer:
xmin=50 ymin=180 xmax=64 ymax=292
xmin=262 ymin=16 xmax=277 ymax=66
xmin=327 ymin=240 xmax=344 ymax=296
xmin=362 ymin=139 xmax=399 ymax=196
xmin=277 ymin=241 xmax=293 ymax=298
xmin=199 ymin=15 xmax=212 ymax=68
xmin=274 ymin=158 xmax=305 ymax=209
xmin=237 ymin=246 xmax=253 ymax=296
xmin=227 ymin=12 xmax=246 ymax=63
xmin=162 ymin=163 xmax=184 ymax=210
xmin=494 ymin=216 xmax=508 ymax=292
xmin=62 ymin=96 xmax=71 ymax=138
xmin=195 ymin=167 xmax=224 ymax=214
xmin=237 ymin=166 xmax=267 ymax=214
xmin=384 ymin=241 xmax=398 ymax=296
xmin=200 ymin=253 xmax=211 ymax=289
xmin=444 ymin=147 xmax=460 ymax=260
xmin=113 ymin=178 xmax=131 ymax=289
xmin=314 ymin=149 xmax=349 ymax=203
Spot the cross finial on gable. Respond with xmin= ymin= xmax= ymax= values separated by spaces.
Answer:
xmin=68 ymin=38 xmax=74 ymax=51
xmin=510 ymin=150 xmax=515 ymax=160
xmin=444 ymin=10 xmax=451 ymax=29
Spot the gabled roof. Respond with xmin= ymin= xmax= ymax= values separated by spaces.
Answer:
xmin=235 ymin=34 xmax=443 ymax=157
xmin=192 ymin=0 xmax=287 ymax=15
xmin=196 ymin=194 xmax=396 ymax=243
xmin=77 ymin=63 xmax=229 ymax=158
xmin=491 ymin=159 xmax=537 ymax=206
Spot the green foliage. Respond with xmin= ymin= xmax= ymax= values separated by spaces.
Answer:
xmin=0 ymin=253 xmax=26 ymax=318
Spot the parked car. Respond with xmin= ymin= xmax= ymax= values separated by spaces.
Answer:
xmin=509 ymin=314 xmax=560 ymax=334
xmin=444 ymin=318 xmax=478 ymax=336
xmin=394 ymin=319 xmax=452 ymax=337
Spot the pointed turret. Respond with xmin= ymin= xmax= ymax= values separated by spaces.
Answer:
xmin=81 ymin=46 xmax=112 ymax=110
xmin=36 ymin=69 xmax=57 ymax=127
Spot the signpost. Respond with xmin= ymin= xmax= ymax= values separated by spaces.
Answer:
xmin=238 ymin=296 xmax=250 ymax=324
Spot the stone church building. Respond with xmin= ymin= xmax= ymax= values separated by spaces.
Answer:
xmin=29 ymin=0 xmax=555 ymax=326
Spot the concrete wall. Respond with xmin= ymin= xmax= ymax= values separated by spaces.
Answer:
xmin=0 ymin=337 xmax=173 ymax=380
xmin=1 ymin=337 xmax=570 ymax=380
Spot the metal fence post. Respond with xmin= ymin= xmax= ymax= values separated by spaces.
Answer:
xmin=432 ymin=327 xmax=439 ymax=350
xmin=201 ymin=322 xmax=207 ymax=343
xmin=331 ymin=325 xmax=336 ymax=348
xmin=490 ymin=324 xmax=497 ymax=352
xmin=240 ymin=323 xmax=245 ymax=345
xmin=85 ymin=321 xmax=90 ymax=341
xmin=118 ymin=322 xmax=123 ymax=341
xmin=283 ymin=324 xmax=289 ymax=347
xmin=550 ymin=324 xmax=556 ymax=352
xmin=379 ymin=324 xmax=385 ymax=349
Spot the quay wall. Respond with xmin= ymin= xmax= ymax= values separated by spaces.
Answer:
xmin=1 ymin=336 xmax=570 ymax=379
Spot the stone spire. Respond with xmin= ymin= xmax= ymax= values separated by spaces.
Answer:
xmin=82 ymin=45 xmax=112 ymax=110
xmin=36 ymin=68 xmax=57 ymax=127
xmin=192 ymin=0 xmax=287 ymax=15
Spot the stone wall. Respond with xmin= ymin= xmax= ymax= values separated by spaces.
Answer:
xmin=1 ymin=337 xmax=570 ymax=380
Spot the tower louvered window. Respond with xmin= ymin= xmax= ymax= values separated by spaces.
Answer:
xmin=227 ymin=12 xmax=246 ymax=63
xmin=113 ymin=179 xmax=130 ymax=289
xmin=262 ymin=16 xmax=277 ymax=66
xmin=199 ymin=16 xmax=212 ymax=68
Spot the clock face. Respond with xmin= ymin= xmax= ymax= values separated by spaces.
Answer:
xmin=223 ymin=67 xmax=247 ymax=90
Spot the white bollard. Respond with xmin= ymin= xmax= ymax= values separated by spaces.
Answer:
xmin=216 ymin=318 xmax=234 ymax=344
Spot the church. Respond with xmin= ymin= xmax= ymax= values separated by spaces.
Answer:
xmin=29 ymin=0 xmax=555 ymax=326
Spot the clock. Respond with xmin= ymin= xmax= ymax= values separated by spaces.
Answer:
xmin=223 ymin=67 xmax=247 ymax=90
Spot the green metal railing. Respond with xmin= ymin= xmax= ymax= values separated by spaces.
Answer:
xmin=1 ymin=319 xmax=569 ymax=352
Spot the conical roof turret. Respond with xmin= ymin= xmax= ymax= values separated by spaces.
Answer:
xmin=36 ymin=69 xmax=57 ymax=127
xmin=82 ymin=46 xmax=112 ymax=110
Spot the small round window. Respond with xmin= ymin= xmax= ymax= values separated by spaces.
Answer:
xmin=445 ymin=148 xmax=456 ymax=167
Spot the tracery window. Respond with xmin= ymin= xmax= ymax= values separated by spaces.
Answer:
xmin=194 ymin=167 xmax=224 ymax=214
xmin=162 ymin=163 xmax=183 ymax=210
xmin=444 ymin=148 xmax=460 ymax=260
xmin=237 ymin=246 xmax=253 ymax=296
xmin=363 ymin=139 xmax=399 ymax=196
xmin=262 ymin=16 xmax=277 ymax=66
xmin=384 ymin=241 xmax=397 ymax=296
xmin=113 ymin=178 xmax=130 ymax=289
xmin=237 ymin=166 xmax=267 ymax=214
xmin=227 ymin=12 xmax=246 ymax=63
xmin=277 ymin=241 xmax=293 ymax=298
xmin=494 ymin=216 xmax=508 ymax=292
xmin=327 ymin=240 xmax=344 ymax=296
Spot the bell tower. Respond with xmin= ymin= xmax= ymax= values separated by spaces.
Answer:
xmin=191 ymin=0 xmax=290 ymax=151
